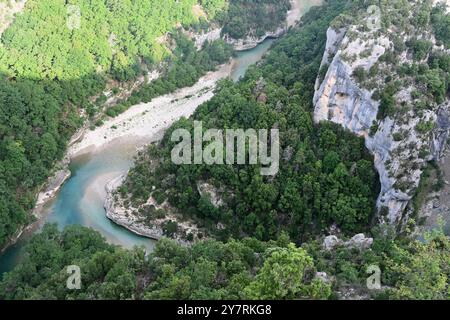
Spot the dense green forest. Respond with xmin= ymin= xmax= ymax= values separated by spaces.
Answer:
xmin=0 ymin=224 xmax=331 ymax=300
xmin=1 ymin=222 xmax=448 ymax=299
xmin=119 ymin=0 xmax=380 ymax=243
xmin=0 ymin=0 xmax=449 ymax=300
xmin=0 ymin=0 xmax=289 ymax=249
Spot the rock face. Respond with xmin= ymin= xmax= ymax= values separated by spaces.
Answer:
xmin=323 ymin=235 xmax=342 ymax=250
xmin=104 ymin=175 xmax=155 ymax=238
xmin=192 ymin=27 xmax=222 ymax=50
xmin=314 ymin=24 xmax=403 ymax=223
xmin=224 ymin=27 xmax=286 ymax=51
xmin=104 ymin=175 xmax=168 ymax=240
xmin=105 ymin=175 xmax=200 ymax=245
xmin=346 ymin=233 xmax=373 ymax=250
xmin=313 ymin=4 xmax=450 ymax=226
xmin=323 ymin=233 xmax=373 ymax=251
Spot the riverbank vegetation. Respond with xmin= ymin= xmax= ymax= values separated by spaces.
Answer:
xmin=0 ymin=0 xmax=290 ymax=249
xmin=104 ymin=33 xmax=233 ymax=118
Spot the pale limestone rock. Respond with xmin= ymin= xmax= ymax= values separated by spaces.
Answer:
xmin=345 ymin=233 xmax=373 ymax=250
xmin=323 ymin=234 xmax=373 ymax=251
xmin=323 ymin=235 xmax=342 ymax=250
xmin=105 ymin=175 xmax=200 ymax=245
xmin=315 ymin=272 xmax=331 ymax=283
xmin=193 ymin=28 xmax=223 ymax=50
xmin=197 ymin=181 xmax=224 ymax=208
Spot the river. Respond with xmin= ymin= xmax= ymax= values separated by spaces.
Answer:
xmin=0 ymin=37 xmax=277 ymax=276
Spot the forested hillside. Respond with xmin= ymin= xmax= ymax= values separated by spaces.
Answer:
xmin=0 ymin=0 xmax=289 ymax=249
xmin=118 ymin=0 xmax=380 ymax=243
xmin=0 ymin=0 xmax=448 ymax=300
xmin=1 ymin=212 xmax=448 ymax=299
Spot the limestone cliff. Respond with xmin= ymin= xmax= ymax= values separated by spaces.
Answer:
xmin=313 ymin=1 xmax=450 ymax=226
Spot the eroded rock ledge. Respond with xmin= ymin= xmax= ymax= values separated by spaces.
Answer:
xmin=104 ymin=175 xmax=201 ymax=246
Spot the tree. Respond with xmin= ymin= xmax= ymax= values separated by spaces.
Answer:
xmin=244 ymin=244 xmax=331 ymax=299
xmin=384 ymin=231 xmax=449 ymax=300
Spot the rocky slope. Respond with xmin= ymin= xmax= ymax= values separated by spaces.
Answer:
xmin=313 ymin=0 xmax=450 ymax=226
xmin=105 ymin=174 xmax=201 ymax=245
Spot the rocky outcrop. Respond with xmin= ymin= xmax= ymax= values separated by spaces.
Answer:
xmin=346 ymin=233 xmax=374 ymax=250
xmin=323 ymin=233 xmax=373 ymax=251
xmin=314 ymin=27 xmax=347 ymax=91
xmin=336 ymin=286 xmax=371 ymax=300
xmin=104 ymin=175 xmax=200 ymax=245
xmin=34 ymin=168 xmax=71 ymax=208
xmin=313 ymin=5 xmax=450 ymax=226
xmin=104 ymin=175 xmax=166 ymax=240
xmin=192 ymin=27 xmax=222 ymax=50
xmin=224 ymin=27 xmax=286 ymax=51
xmin=323 ymin=235 xmax=342 ymax=250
